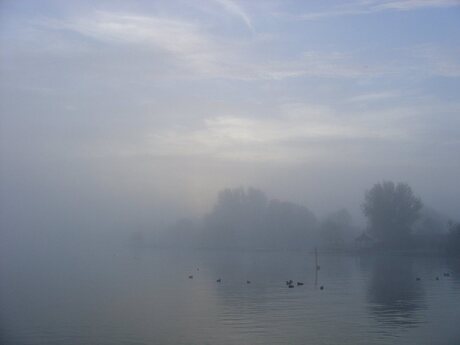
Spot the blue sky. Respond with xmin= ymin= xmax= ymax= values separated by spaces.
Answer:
xmin=1 ymin=0 xmax=459 ymax=231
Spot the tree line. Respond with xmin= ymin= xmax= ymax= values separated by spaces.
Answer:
xmin=144 ymin=182 xmax=458 ymax=254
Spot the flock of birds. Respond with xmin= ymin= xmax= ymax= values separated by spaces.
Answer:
xmin=188 ymin=269 xmax=325 ymax=290
xmin=188 ymin=261 xmax=452 ymax=290
xmin=282 ymin=279 xmax=322 ymax=289
xmin=416 ymin=272 xmax=451 ymax=281
xmin=188 ymin=270 xmax=452 ymax=287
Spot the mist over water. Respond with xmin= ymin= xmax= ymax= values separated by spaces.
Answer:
xmin=1 ymin=0 xmax=460 ymax=344
xmin=2 ymin=246 xmax=460 ymax=345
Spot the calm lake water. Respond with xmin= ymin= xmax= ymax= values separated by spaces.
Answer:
xmin=2 ymin=245 xmax=460 ymax=345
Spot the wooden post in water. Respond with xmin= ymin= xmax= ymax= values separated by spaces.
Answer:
xmin=314 ymin=247 xmax=320 ymax=287
xmin=315 ymin=247 xmax=320 ymax=271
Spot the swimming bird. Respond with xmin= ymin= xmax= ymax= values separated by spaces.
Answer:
xmin=320 ymin=286 xmax=324 ymax=290
xmin=436 ymin=277 xmax=439 ymax=280
xmin=188 ymin=275 xmax=193 ymax=279
xmin=286 ymin=280 xmax=293 ymax=285
xmin=216 ymin=278 xmax=222 ymax=283
xmin=297 ymin=282 xmax=304 ymax=286
xmin=288 ymin=284 xmax=294 ymax=288
xmin=246 ymin=280 xmax=251 ymax=284
xmin=444 ymin=272 xmax=451 ymax=277
xmin=416 ymin=277 xmax=421 ymax=281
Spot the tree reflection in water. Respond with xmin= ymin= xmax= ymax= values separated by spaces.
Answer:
xmin=365 ymin=255 xmax=425 ymax=328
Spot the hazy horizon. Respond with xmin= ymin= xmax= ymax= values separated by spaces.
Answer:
xmin=1 ymin=0 xmax=459 ymax=243
xmin=1 ymin=2 xmax=460 ymax=344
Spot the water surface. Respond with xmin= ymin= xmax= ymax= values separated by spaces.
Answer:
xmin=2 ymin=246 xmax=460 ymax=344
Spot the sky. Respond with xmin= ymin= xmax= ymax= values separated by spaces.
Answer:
xmin=1 ymin=0 xmax=459 ymax=240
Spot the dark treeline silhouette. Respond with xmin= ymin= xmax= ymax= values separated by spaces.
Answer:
xmin=446 ymin=221 xmax=460 ymax=255
xmin=319 ymin=209 xmax=358 ymax=250
xmin=137 ymin=182 xmax=458 ymax=254
xmin=205 ymin=188 xmax=320 ymax=250
xmin=177 ymin=187 xmax=320 ymax=250
xmin=360 ymin=181 xmax=458 ymax=254
xmin=362 ymin=181 xmax=423 ymax=249
xmin=155 ymin=187 xmax=358 ymax=250
xmin=412 ymin=207 xmax=449 ymax=251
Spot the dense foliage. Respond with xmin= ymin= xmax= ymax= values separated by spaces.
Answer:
xmin=149 ymin=183 xmax=456 ymax=253
xmin=202 ymin=188 xmax=318 ymax=249
xmin=362 ymin=181 xmax=422 ymax=247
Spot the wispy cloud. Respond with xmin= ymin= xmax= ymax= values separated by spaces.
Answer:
xmin=60 ymin=12 xmax=218 ymax=70
xmin=211 ymin=0 xmax=253 ymax=30
xmin=12 ymin=7 xmax=457 ymax=86
xmin=298 ymin=0 xmax=460 ymax=20
xmin=348 ymin=91 xmax=400 ymax=103
xmin=376 ymin=0 xmax=460 ymax=11
xmin=123 ymin=103 xmax=409 ymax=162
xmin=35 ymin=11 xmax=375 ymax=81
xmin=407 ymin=44 xmax=460 ymax=78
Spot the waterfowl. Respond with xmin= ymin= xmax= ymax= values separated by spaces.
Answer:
xmin=436 ymin=277 xmax=439 ymax=280
xmin=297 ymin=282 xmax=304 ymax=286
xmin=246 ymin=280 xmax=251 ymax=284
xmin=416 ymin=277 xmax=421 ymax=281
xmin=320 ymin=286 xmax=324 ymax=290
xmin=188 ymin=275 xmax=193 ymax=279
xmin=444 ymin=272 xmax=451 ymax=277
xmin=288 ymin=284 xmax=294 ymax=288
xmin=216 ymin=278 xmax=222 ymax=283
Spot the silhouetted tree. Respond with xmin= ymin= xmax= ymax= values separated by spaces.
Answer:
xmin=362 ymin=181 xmax=422 ymax=248
xmin=446 ymin=221 xmax=460 ymax=256
xmin=202 ymin=187 xmax=317 ymax=249
xmin=159 ymin=218 xmax=202 ymax=248
xmin=412 ymin=207 xmax=448 ymax=251
xmin=413 ymin=207 xmax=447 ymax=235
xmin=320 ymin=209 xmax=355 ymax=250
xmin=264 ymin=199 xmax=317 ymax=250
xmin=202 ymin=187 xmax=268 ymax=249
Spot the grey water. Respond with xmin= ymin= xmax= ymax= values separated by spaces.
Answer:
xmin=2 ymin=246 xmax=460 ymax=345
